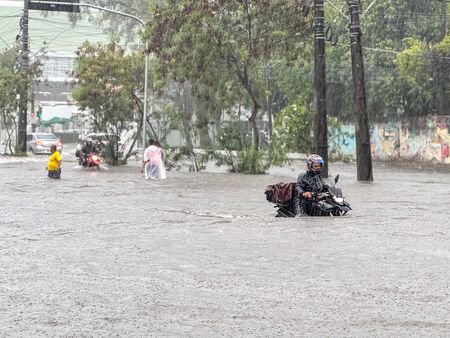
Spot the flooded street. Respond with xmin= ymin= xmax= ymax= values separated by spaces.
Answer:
xmin=1 ymin=154 xmax=450 ymax=337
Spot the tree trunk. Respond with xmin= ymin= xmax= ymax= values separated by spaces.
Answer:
xmin=124 ymin=127 xmax=140 ymax=160
xmin=132 ymin=92 xmax=157 ymax=140
xmin=178 ymin=85 xmax=199 ymax=171
xmin=249 ymin=104 xmax=260 ymax=150
xmin=197 ymin=114 xmax=212 ymax=149
xmin=228 ymin=59 xmax=261 ymax=150
xmin=267 ymin=91 xmax=273 ymax=140
xmin=2 ymin=112 xmax=15 ymax=155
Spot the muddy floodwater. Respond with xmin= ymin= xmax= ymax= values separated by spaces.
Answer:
xmin=1 ymin=154 xmax=450 ymax=337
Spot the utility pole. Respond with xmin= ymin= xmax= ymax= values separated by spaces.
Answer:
xmin=439 ymin=0 xmax=448 ymax=116
xmin=440 ymin=0 xmax=447 ymax=39
xmin=313 ymin=0 xmax=328 ymax=177
xmin=18 ymin=0 xmax=29 ymax=153
xmin=347 ymin=0 xmax=373 ymax=181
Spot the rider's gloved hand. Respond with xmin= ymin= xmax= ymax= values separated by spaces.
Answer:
xmin=303 ymin=191 xmax=312 ymax=199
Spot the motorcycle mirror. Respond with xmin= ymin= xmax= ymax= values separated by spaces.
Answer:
xmin=334 ymin=174 xmax=340 ymax=184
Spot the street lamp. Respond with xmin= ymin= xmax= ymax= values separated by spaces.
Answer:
xmin=29 ymin=1 xmax=150 ymax=153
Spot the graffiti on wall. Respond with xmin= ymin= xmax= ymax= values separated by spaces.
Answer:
xmin=329 ymin=115 xmax=450 ymax=163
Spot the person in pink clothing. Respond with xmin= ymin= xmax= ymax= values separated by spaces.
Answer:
xmin=155 ymin=140 xmax=165 ymax=161
xmin=142 ymin=139 xmax=166 ymax=179
xmin=155 ymin=140 xmax=167 ymax=179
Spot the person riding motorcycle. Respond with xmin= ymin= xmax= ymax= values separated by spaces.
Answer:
xmin=80 ymin=138 xmax=97 ymax=166
xmin=294 ymin=154 xmax=328 ymax=217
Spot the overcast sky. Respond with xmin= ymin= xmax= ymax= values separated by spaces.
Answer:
xmin=0 ymin=1 xmax=23 ymax=7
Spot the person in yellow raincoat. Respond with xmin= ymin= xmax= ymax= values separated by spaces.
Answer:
xmin=46 ymin=144 xmax=62 ymax=179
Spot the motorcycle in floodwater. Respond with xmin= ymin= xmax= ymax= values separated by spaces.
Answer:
xmin=75 ymin=149 xmax=102 ymax=169
xmin=84 ymin=153 xmax=101 ymax=169
xmin=264 ymin=175 xmax=351 ymax=217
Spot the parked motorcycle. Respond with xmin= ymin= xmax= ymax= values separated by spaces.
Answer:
xmin=265 ymin=175 xmax=351 ymax=217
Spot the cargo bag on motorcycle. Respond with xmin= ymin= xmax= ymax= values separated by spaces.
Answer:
xmin=264 ymin=182 xmax=297 ymax=217
xmin=264 ymin=182 xmax=295 ymax=204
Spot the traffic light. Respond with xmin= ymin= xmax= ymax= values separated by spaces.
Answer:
xmin=37 ymin=106 xmax=42 ymax=119
xmin=28 ymin=0 xmax=80 ymax=13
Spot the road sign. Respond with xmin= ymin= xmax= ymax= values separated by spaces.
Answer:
xmin=28 ymin=0 xmax=80 ymax=13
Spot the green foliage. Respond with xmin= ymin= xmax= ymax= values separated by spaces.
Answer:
xmin=319 ymin=0 xmax=447 ymax=120
xmin=151 ymin=104 xmax=180 ymax=143
xmin=217 ymin=122 xmax=249 ymax=151
xmin=269 ymin=98 xmax=314 ymax=165
xmin=71 ymin=41 xmax=144 ymax=165
xmin=395 ymin=39 xmax=426 ymax=84
xmin=207 ymin=150 xmax=240 ymax=173
xmin=394 ymin=36 xmax=450 ymax=115
xmin=198 ymin=146 xmax=268 ymax=174
xmin=0 ymin=48 xmax=21 ymax=120
xmin=144 ymin=0 xmax=312 ymax=150
xmin=82 ymin=0 xmax=448 ymax=162
xmin=362 ymin=0 xmax=443 ymax=47
xmin=191 ymin=121 xmax=267 ymax=173
xmin=435 ymin=35 xmax=450 ymax=54
xmin=236 ymin=147 xmax=268 ymax=174
xmin=163 ymin=146 xmax=195 ymax=171
xmin=271 ymin=55 xmax=314 ymax=106
xmin=0 ymin=45 xmax=40 ymax=155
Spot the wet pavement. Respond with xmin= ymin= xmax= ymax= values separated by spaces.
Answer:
xmin=1 ymin=152 xmax=450 ymax=337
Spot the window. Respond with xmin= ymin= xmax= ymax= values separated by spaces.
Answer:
xmin=36 ymin=133 xmax=57 ymax=140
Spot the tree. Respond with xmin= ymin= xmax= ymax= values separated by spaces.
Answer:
xmin=0 ymin=45 xmax=40 ymax=155
xmin=269 ymin=96 xmax=314 ymax=165
xmin=361 ymin=0 xmax=444 ymax=119
xmin=144 ymin=0 xmax=311 ymax=151
xmin=0 ymin=47 xmax=21 ymax=155
xmin=71 ymin=41 xmax=146 ymax=165
xmin=395 ymin=36 xmax=450 ymax=115
xmin=80 ymin=0 xmax=448 ymax=170
xmin=84 ymin=0 xmax=153 ymax=46
xmin=316 ymin=0 xmax=445 ymax=121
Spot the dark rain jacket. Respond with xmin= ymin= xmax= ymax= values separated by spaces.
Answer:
xmin=295 ymin=170 xmax=328 ymax=197
xmin=81 ymin=144 xmax=97 ymax=156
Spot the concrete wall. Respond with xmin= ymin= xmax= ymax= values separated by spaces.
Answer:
xmin=329 ymin=116 xmax=450 ymax=164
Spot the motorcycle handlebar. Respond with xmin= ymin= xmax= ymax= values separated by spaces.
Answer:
xmin=308 ymin=191 xmax=331 ymax=200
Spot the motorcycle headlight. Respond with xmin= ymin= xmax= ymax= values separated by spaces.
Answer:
xmin=333 ymin=197 xmax=344 ymax=204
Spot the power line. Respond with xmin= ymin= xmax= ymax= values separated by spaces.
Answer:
xmin=329 ymin=39 xmax=450 ymax=61
xmin=0 ymin=14 xmax=22 ymax=18
xmin=29 ymin=16 xmax=105 ymax=28
xmin=362 ymin=0 xmax=381 ymax=17
xmin=0 ymin=35 xmax=11 ymax=48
